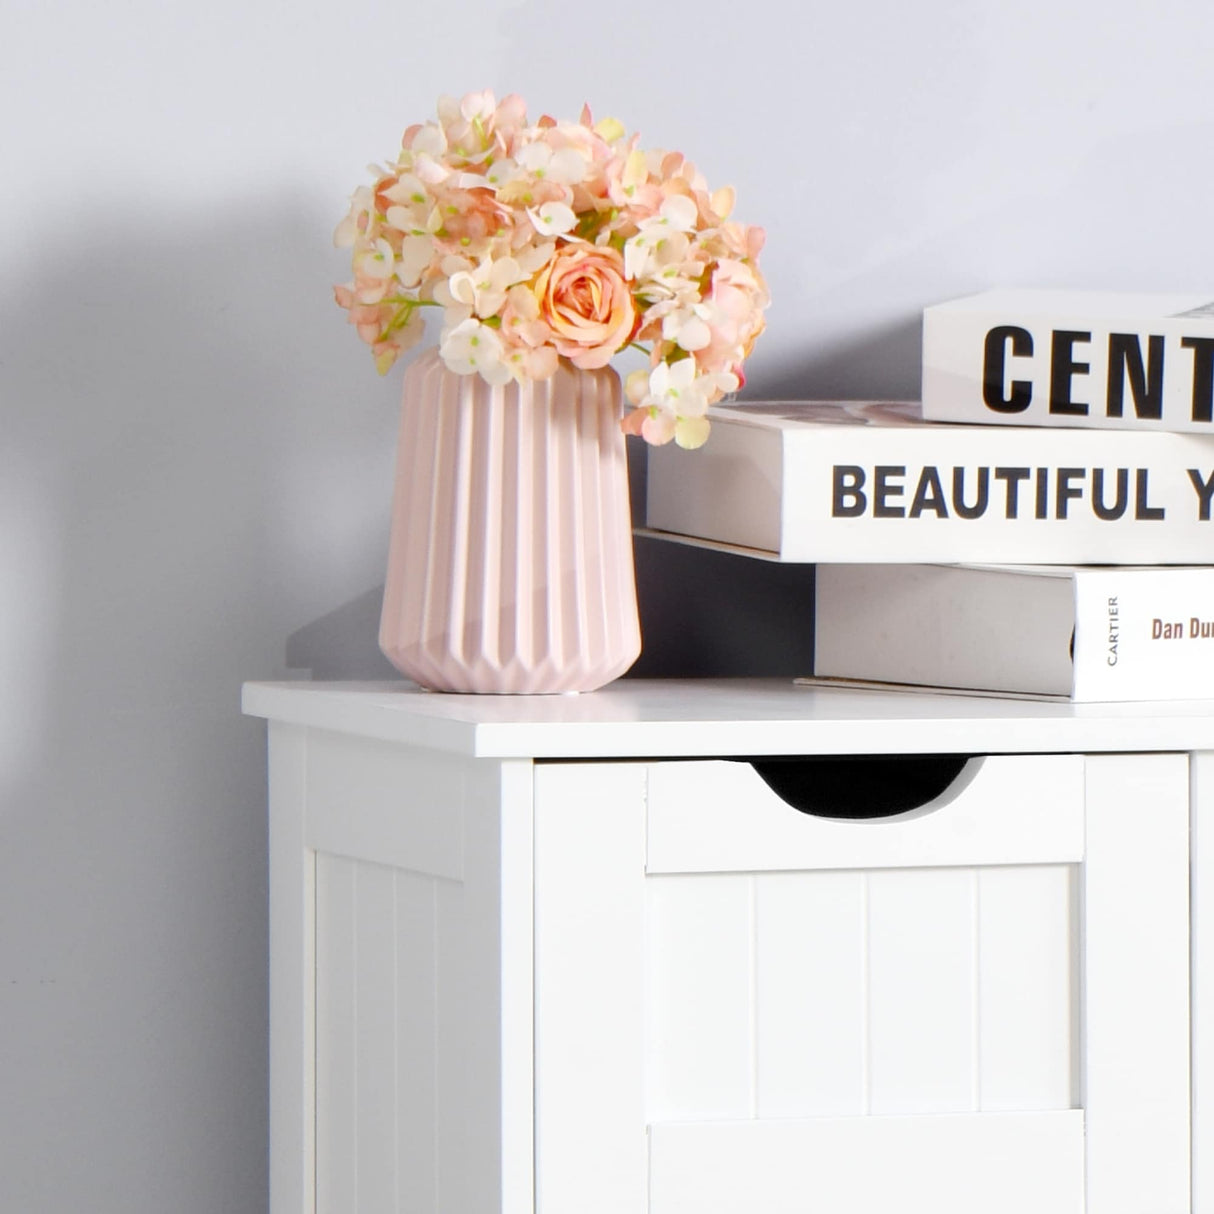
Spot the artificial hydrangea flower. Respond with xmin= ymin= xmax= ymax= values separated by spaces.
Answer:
xmin=334 ymin=90 xmax=769 ymax=447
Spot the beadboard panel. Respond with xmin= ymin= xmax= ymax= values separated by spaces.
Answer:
xmin=648 ymin=1111 xmax=1085 ymax=1214
xmin=394 ymin=868 xmax=439 ymax=1214
xmin=267 ymin=722 xmax=316 ymax=1214
xmin=644 ymin=864 xmax=1077 ymax=1124
xmin=865 ymin=867 xmax=977 ymax=1115
xmin=753 ymin=871 xmax=867 ymax=1118
xmin=978 ymin=863 xmax=1078 ymax=1112
xmin=312 ymin=763 xmax=536 ymax=1214
xmin=645 ymin=874 xmax=755 ymax=1122
xmin=316 ymin=857 xmax=443 ymax=1214
xmin=646 ymin=754 xmax=1085 ymax=874
xmin=315 ymin=855 xmax=359 ymax=1214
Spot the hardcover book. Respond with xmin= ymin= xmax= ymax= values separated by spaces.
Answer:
xmin=812 ymin=563 xmax=1214 ymax=702
xmin=643 ymin=401 xmax=1214 ymax=564
xmin=922 ymin=288 xmax=1214 ymax=433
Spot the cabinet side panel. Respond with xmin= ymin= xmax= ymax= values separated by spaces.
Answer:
xmin=395 ymin=871 xmax=438 ymax=1214
xmin=268 ymin=723 xmax=316 ymax=1214
xmin=306 ymin=731 xmax=465 ymax=880
xmin=533 ymin=762 xmax=648 ymax=1214
xmin=315 ymin=855 xmax=444 ymax=1214
xmin=1192 ymin=751 xmax=1214 ymax=1214
xmin=312 ymin=755 xmax=526 ymax=1214
xmin=1084 ymin=752 xmax=1190 ymax=1214
xmin=315 ymin=855 xmax=358 ymax=1214
xmin=354 ymin=864 xmax=397 ymax=1214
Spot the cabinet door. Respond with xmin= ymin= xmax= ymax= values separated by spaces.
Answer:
xmin=532 ymin=753 xmax=1190 ymax=1214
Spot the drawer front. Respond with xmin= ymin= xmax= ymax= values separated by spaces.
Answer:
xmin=647 ymin=754 xmax=1085 ymax=873
xmin=533 ymin=753 xmax=1190 ymax=1214
xmin=643 ymin=756 xmax=1081 ymax=1130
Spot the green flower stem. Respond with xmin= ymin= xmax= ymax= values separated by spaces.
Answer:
xmin=383 ymin=296 xmax=442 ymax=308
xmin=379 ymin=296 xmax=440 ymax=341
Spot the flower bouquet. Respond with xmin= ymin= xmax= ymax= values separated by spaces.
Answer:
xmin=334 ymin=90 xmax=768 ymax=448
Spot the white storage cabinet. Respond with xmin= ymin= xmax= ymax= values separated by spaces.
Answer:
xmin=242 ymin=678 xmax=1214 ymax=1214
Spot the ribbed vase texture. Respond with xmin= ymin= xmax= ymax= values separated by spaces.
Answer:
xmin=379 ymin=349 xmax=642 ymax=694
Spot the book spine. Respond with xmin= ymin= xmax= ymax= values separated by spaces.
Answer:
xmin=815 ymin=565 xmax=1214 ymax=702
xmin=813 ymin=565 xmax=1075 ymax=698
xmin=922 ymin=306 xmax=1214 ymax=433
xmin=1071 ymin=569 xmax=1214 ymax=700
xmin=829 ymin=424 xmax=1214 ymax=564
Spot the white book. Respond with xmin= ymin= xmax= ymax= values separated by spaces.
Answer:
xmin=922 ymin=288 xmax=1214 ymax=432
xmin=813 ymin=563 xmax=1214 ymax=702
xmin=643 ymin=401 xmax=1214 ymax=564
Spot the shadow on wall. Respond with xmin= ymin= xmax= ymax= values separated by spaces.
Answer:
xmin=744 ymin=315 xmax=923 ymax=403
xmin=0 ymin=196 xmax=399 ymax=1213
xmin=286 ymin=585 xmax=397 ymax=679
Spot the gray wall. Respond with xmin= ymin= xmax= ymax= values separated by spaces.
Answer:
xmin=4 ymin=1 xmax=1214 ymax=1209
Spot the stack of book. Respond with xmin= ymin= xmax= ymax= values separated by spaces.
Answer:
xmin=643 ymin=289 xmax=1214 ymax=701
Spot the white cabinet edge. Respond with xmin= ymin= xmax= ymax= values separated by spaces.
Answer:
xmin=242 ymin=679 xmax=1214 ymax=759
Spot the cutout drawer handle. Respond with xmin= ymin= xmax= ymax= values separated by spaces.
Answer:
xmin=736 ymin=754 xmax=978 ymax=820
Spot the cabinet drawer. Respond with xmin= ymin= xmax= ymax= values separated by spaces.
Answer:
xmin=642 ymin=753 xmax=1083 ymax=1125
xmin=534 ymin=753 xmax=1190 ymax=1214
xmin=647 ymin=754 xmax=1085 ymax=873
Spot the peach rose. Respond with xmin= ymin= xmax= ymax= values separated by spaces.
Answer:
xmin=534 ymin=244 xmax=636 ymax=369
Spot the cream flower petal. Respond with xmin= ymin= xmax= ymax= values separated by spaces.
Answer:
xmin=396 ymin=235 xmax=434 ymax=288
xmin=623 ymin=236 xmax=653 ymax=282
xmin=440 ymin=317 xmax=509 ymax=383
xmin=383 ymin=174 xmax=428 ymax=204
xmin=675 ymin=315 xmax=712 ymax=352
xmin=624 ymin=369 xmax=650 ymax=406
xmin=516 ymin=143 xmax=552 ymax=173
xmin=460 ymin=90 xmax=496 ymax=124
xmin=411 ymin=125 xmax=447 ymax=158
xmin=659 ymin=194 xmax=699 ymax=231
xmin=641 ymin=410 xmax=677 ymax=445
xmin=413 ymin=154 xmax=449 ymax=185
xmin=515 ymin=241 xmax=555 ymax=275
xmin=355 ymin=238 xmax=396 ymax=281
xmin=548 ymin=148 xmax=588 ymax=185
xmin=710 ymin=185 xmax=735 ymax=220
xmin=675 ymin=415 xmax=711 ymax=449
xmin=489 ymin=257 xmax=522 ymax=288
xmin=528 ymin=202 xmax=577 ymax=237
xmin=505 ymin=282 xmax=540 ymax=321
xmin=484 ymin=158 xmax=520 ymax=189
xmin=446 ymin=271 xmax=478 ymax=307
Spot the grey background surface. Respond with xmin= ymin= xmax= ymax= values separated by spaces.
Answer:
xmin=4 ymin=1 xmax=1214 ymax=1208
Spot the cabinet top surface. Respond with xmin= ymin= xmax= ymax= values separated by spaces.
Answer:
xmin=241 ymin=677 xmax=1214 ymax=759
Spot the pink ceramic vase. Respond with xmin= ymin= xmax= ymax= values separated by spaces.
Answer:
xmin=379 ymin=349 xmax=642 ymax=694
